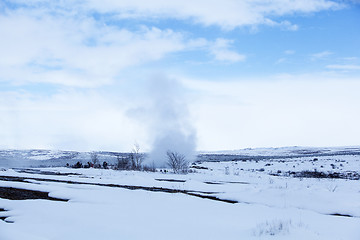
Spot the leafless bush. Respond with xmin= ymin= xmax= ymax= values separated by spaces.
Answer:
xmin=91 ymin=152 xmax=101 ymax=168
xmin=143 ymin=163 xmax=156 ymax=172
xmin=130 ymin=143 xmax=144 ymax=170
xmin=116 ymin=156 xmax=130 ymax=170
xmin=224 ymin=166 xmax=230 ymax=175
xmin=166 ymin=150 xmax=189 ymax=174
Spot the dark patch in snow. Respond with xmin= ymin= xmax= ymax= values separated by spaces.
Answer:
xmin=222 ymin=181 xmax=249 ymax=184
xmin=14 ymin=168 xmax=81 ymax=176
xmin=0 ymin=175 xmax=239 ymax=204
xmin=190 ymin=165 xmax=209 ymax=170
xmin=271 ymin=170 xmax=360 ymax=180
xmin=329 ymin=213 xmax=353 ymax=218
xmin=203 ymin=181 xmax=224 ymax=185
xmin=0 ymin=187 xmax=68 ymax=202
xmin=155 ymin=179 xmax=186 ymax=183
xmin=203 ymin=181 xmax=249 ymax=185
xmin=0 ymin=208 xmax=13 ymax=223
xmin=186 ymin=192 xmax=238 ymax=204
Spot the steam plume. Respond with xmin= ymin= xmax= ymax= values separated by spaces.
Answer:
xmin=147 ymin=74 xmax=196 ymax=167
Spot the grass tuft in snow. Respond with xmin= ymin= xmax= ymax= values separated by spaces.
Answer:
xmin=253 ymin=219 xmax=292 ymax=236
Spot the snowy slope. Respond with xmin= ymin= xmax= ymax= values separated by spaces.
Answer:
xmin=0 ymin=149 xmax=130 ymax=168
xmin=1 ymin=146 xmax=360 ymax=168
xmin=0 ymin=156 xmax=360 ymax=240
xmin=0 ymin=147 xmax=359 ymax=240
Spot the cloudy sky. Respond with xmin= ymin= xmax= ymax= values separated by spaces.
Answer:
xmin=1 ymin=0 xmax=359 ymax=151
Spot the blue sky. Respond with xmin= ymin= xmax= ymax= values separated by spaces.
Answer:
xmin=1 ymin=0 xmax=360 ymax=151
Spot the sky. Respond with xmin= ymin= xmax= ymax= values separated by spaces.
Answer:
xmin=0 ymin=0 xmax=359 ymax=152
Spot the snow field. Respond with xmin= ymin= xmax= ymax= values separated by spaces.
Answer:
xmin=0 ymin=154 xmax=359 ymax=240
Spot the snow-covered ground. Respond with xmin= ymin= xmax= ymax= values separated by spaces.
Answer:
xmin=199 ymin=146 xmax=360 ymax=157
xmin=0 ymin=153 xmax=360 ymax=240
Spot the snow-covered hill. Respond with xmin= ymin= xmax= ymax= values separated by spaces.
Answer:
xmin=0 ymin=149 xmax=129 ymax=168
xmin=1 ymin=146 xmax=360 ymax=168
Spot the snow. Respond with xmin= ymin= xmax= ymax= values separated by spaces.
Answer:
xmin=199 ymin=146 xmax=360 ymax=156
xmin=0 ymin=153 xmax=360 ymax=239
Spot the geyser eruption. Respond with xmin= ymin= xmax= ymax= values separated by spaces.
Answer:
xmin=147 ymin=74 xmax=196 ymax=167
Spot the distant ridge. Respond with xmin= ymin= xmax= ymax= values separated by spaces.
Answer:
xmin=1 ymin=146 xmax=360 ymax=167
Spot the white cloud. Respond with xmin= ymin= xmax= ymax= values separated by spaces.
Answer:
xmin=342 ymin=57 xmax=358 ymax=61
xmin=310 ymin=51 xmax=333 ymax=60
xmin=264 ymin=19 xmax=299 ymax=31
xmin=209 ymin=39 xmax=246 ymax=63
xmin=84 ymin=0 xmax=343 ymax=30
xmin=182 ymin=74 xmax=360 ymax=150
xmin=279 ymin=20 xmax=299 ymax=31
xmin=1 ymin=73 xmax=360 ymax=151
xmin=0 ymin=1 xmax=346 ymax=87
xmin=326 ymin=64 xmax=360 ymax=70
xmin=0 ymin=9 xmax=186 ymax=87
xmin=9 ymin=0 xmax=343 ymax=30
xmin=0 ymin=89 xmax=148 ymax=151
xmin=0 ymin=1 xmax=357 ymax=152
xmin=0 ymin=4 xmax=247 ymax=87
xmin=275 ymin=58 xmax=287 ymax=64
xmin=285 ymin=50 xmax=295 ymax=55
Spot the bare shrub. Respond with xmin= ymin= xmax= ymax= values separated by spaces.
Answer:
xmin=143 ymin=163 xmax=156 ymax=172
xmin=91 ymin=152 xmax=101 ymax=168
xmin=130 ymin=143 xmax=144 ymax=170
xmin=166 ymin=151 xmax=189 ymax=174
xmin=224 ymin=166 xmax=230 ymax=175
xmin=116 ymin=156 xmax=130 ymax=170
